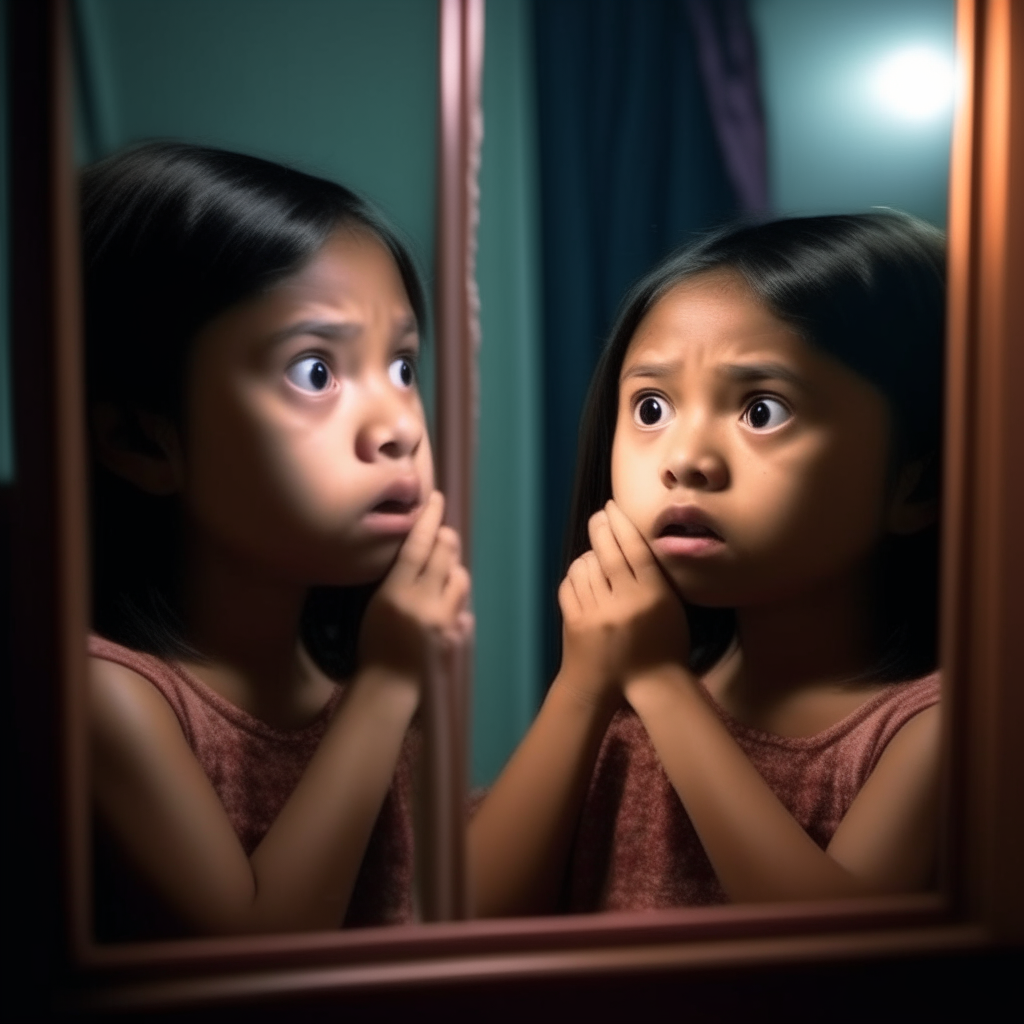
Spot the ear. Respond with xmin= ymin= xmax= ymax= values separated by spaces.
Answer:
xmin=92 ymin=403 xmax=185 ymax=497
xmin=886 ymin=458 xmax=938 ymax=536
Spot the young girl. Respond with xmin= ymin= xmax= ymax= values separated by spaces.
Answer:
xmin=470 ymin=212 xmax=944 ymax=915
xmin=85 ymin=142 xmax=472 ymax=939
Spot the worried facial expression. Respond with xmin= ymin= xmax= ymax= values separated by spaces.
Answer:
xmin=181 ymin=228 xmax=434 ymax=586
xmin=610 ymin=271 xmax=895 ymax=609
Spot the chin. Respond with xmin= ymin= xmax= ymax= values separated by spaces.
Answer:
xmin=661 ymin=569 xmax=737 ymax=609
xmin=313 ymin=539 xmax=404 ymax=588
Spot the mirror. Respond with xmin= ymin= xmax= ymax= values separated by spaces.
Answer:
xmin=11 ymin=0 xmax=1024 ymax=1012
xmin=4 ymin=0 xmax=959 ymax=951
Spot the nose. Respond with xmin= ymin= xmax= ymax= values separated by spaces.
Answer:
xmin=660 ymin=419 xmax=729 ymax=491
xmin=354 ymin=387 xmax=423 ymax=463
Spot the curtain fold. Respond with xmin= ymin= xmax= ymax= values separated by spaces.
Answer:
xmin=686 ymin=0 xmax=768 ymax=214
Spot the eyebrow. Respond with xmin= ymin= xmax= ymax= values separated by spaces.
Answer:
xmin=266 ymin=315 xmax=419 ymax=348
xmin=619 ymin=358 xmax=805 ymax=390
xmin=266 ymin=319 xmax=361 ymax=347
xmin=721 ymin=361 xmax=807 ymax=390
xmin=619 ymin=359 xmax=684 ymax=383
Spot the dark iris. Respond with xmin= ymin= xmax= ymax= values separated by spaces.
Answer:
xmin=310 ymin=361 xmax=329 ymax=390
xmin=749 ymin=400 xmax=771 ymax=428
xmin=399 ymin=359 xmax=413 ymax=386
xmin=638 ymin=397 xmax=662 ymax=425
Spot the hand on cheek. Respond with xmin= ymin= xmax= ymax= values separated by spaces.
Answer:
xmin=558 ymin=500 xmax=690 ymax=705
xmin=357 ymin=491 xmax=473 ymax=695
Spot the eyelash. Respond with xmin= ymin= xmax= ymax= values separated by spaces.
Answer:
xmin=631 ymin=391 xmax=673 ymax=428
xmin=741 ymin=392 xmax=792 ymax=431
xmin=285 ymin=351 xmax=335 ymax=393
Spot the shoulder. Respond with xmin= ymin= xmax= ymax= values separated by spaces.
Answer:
xmin=876 ymin=701 xmax=941 ymax=768
xmin=88 ymin=650 xmax=188 ymax=759
xmin=864 ymin=672 xmax=941 ymax=765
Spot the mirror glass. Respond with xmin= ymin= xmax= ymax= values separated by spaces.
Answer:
xmin=66 ymin=0 xmax=955 ymax=940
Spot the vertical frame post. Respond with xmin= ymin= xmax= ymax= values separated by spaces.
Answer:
xmin=7 ymin=0 xmax=89 ymax=992
xmin=941 ymin=0 xmax=1024 ymax=942
xmin=420 ymin=0 xmax=484 ymax=922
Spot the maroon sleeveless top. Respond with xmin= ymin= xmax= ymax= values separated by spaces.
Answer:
xmin=89 ymin=635 xmax=415 ymax=937
xmin=567 ymin=673 xmax=941 ymax=911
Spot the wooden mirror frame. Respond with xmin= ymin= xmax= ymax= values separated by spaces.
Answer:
xmin=3 ymin=0 xmax=1021 ymax=1017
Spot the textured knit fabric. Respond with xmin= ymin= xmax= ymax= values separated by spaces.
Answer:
xmin=567 ymin=672 xmax=941 ymax=912
xmin=89 ymin=634 xmax=415 ymax=936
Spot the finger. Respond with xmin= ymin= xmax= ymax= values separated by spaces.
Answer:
xmin=442 ymin=559 xmax=470 ymax=604
xmin=558 ymin=575 xmax=581 ymax=620
xmin=604 ymin=500 xmax=658 ymax=578
xmin=391 ymin=491 xmax=445 ymax=580
xmin=581 ymin=550 xmax=609 ymax=592
xmin=446 ymin=609 xmax=475 ymax=647
xmin=440 ymin=562 xmax=471 ymax=619
xmin=420 ymin=524 xmax=461 ymax=589
xmin=583 ymin=550 xmax=613 ymax=600
xmin=568 ymin=557 xmax=597 ymax=609
xmin=456 ymin=608 xmax=475 ymax=641
xmin=588 ymin=511 xmax=631 ymax=583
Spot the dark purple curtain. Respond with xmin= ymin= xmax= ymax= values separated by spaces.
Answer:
xmin=686 ymin=0 xmax=768 ymax=213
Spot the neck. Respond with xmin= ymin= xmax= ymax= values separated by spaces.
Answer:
xmin=717 ymin=568 xmax=877 ymax=706
xmin=179 ymin=528 xmax=324 ymax=720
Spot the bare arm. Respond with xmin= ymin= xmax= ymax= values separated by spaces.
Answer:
xmin=467 ymin=669 xmax=617 ymax=917
xmin=469 ymin=513 xmax=688 ymax=918
xmin=91 ymin=492 xmax=473 ymax=935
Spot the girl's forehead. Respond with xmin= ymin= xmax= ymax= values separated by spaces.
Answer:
xmin=622 ymin=271 xmax=803 ymax=370
xmin=193 ymin=229 xmax=412 ymax=359
xmin=276 ymin=228 xmax=405 ymax=304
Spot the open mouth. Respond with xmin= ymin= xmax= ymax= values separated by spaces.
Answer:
xmin=371 ymin=498 xmax=418 ymax=515
xmin=651 ymin=506 xmax=725 ymax=555
xmin=660 ymin=522 xmax=722 ymax=540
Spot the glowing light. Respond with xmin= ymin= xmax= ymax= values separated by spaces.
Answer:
xmin=871 ymin=46 xmax=955 ymax=121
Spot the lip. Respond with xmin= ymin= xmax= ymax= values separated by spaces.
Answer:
xmin=651 ymin=505 xmax=725 ymax=558
xmin=361 ymin=477 xmax=423 ymax=535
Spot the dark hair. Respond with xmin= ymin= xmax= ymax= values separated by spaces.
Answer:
xmin=566 ymin=211 xmax=945 ymax=681
xmin=83 ymin=141 xmax=428 ymax=676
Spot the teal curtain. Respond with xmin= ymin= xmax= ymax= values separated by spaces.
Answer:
xmin=473 ymin=0 xmax=542 ymax=784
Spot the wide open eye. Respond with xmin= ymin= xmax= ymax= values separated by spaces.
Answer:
xmin=286 ymin=356 xmax=333 ymax=393
xmin=743 ymin=396 xmax=791 ymax=431
xmin=388 ymin=356 xmax=416 ymax=389
xmin=632 ymin=394 xmax=674 ymax=428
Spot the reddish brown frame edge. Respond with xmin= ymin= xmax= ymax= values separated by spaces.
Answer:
xmin=2 ymin=0 xmax=1020 ymax=1020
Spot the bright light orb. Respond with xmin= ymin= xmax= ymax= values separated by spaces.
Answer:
xmin=871 ymin=46 xmax=955 ymax=121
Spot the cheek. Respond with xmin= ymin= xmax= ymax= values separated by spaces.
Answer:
xmin=611 ymin=428 xmax=667 ymax=533
xmin=184 ymin=391 xmax=355 ymax=552
xmin=610 ymin=431 xmax=639 ymax=510
xmin=745 ymin=432 xmax=889 ymax=577
xmin=416 ymin=432 xmax=435 ymax=494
